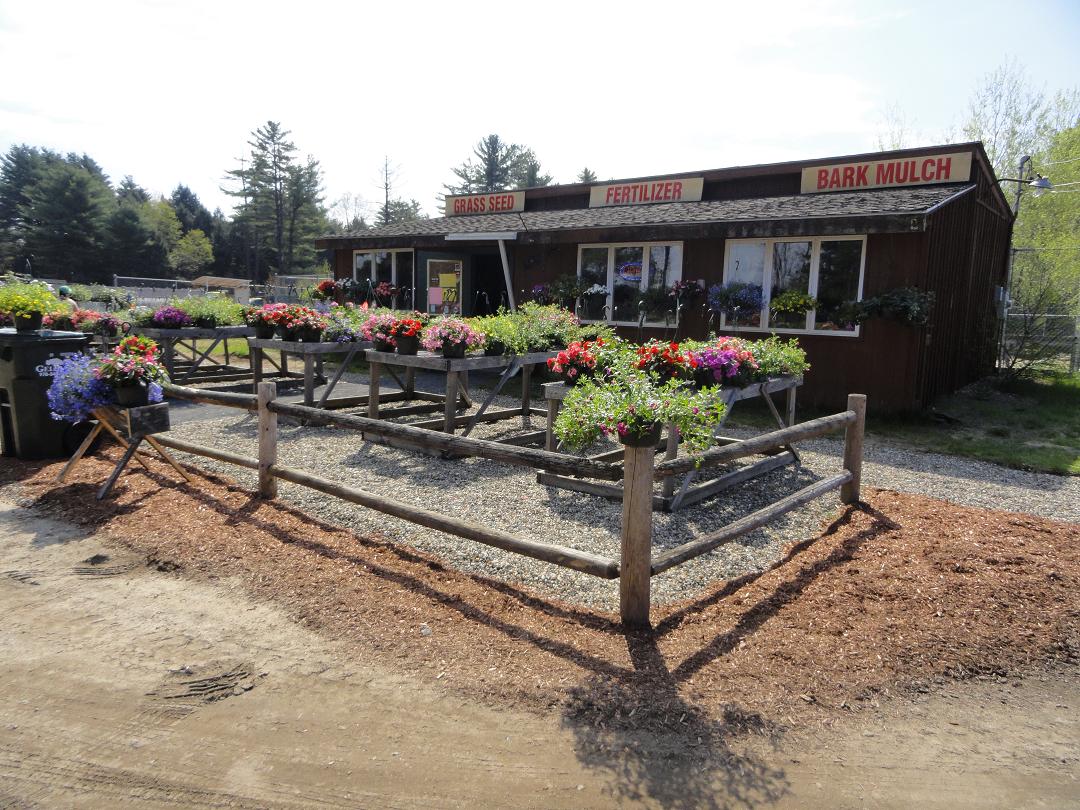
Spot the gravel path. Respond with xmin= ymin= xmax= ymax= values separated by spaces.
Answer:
xmin=166 ymin=370 xmax=1079 ymax=612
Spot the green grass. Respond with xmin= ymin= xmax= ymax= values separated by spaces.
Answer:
xmin=871 ymin=372 xmax=1080 ymax=475
xmin=724 ymin=371 xmax=1080 ymax=475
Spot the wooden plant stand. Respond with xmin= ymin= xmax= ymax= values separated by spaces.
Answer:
xmin=364 ymin=350 xmax=554 ymax=438
xmin=539 ymin=376 xmax=802 ymax=512
xmin=56 ymin=403 xmax=192 ymax=500
xmin=134 ymin=326 xmax=256 ymax=385
xmin=248 ymin=339 xmax=365 ymax=409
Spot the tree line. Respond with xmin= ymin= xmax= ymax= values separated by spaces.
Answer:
xmin=0 ymin=120 xmax=600 ymax=284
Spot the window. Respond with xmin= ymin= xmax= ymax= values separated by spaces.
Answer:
xmin=576 ymin=242 xmax=683 ymax=324
xmin=353 ymin=249 xmax=415 ymax=307
xmin=720 ymin=236 xmax=865 ymax=335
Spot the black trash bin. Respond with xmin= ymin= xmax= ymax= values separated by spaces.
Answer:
xmin=0 ymin=328 xmax=92 ymax=459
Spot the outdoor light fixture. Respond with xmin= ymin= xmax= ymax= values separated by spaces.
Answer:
xmin=1029 ymin=174 xmax=1053 ymax=197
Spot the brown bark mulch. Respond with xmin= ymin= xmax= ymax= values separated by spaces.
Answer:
xmin=3 ymin=451 xmax=1077 ymax=734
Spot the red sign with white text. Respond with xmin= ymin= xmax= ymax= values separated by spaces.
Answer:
xmin=801 ymin=151 xmax=973 ymax=193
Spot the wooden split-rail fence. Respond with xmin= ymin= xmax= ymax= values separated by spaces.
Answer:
xmin=155 ymin=382 xmax=866 ymax=626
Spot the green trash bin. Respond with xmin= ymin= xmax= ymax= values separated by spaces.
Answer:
xmin=0 ymin=327 xmax=92 ymax=459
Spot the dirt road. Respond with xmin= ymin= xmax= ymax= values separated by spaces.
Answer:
xmin=1 ymin=499 xmax=1076 ymax=808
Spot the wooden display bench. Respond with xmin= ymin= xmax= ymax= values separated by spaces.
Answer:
xmin=248 ymin=338 xmax=366 ymax=409
xmin=56 ymin=403 xmax=192 ymax=500
xmin=363 ymin=351 xmax=555 ymax=452
xmin=539 ymin=376 xmax=802 ymax=512
xmin=134 ymin=326 xmax=256 ymax=385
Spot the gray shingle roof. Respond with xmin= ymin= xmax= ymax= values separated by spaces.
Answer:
xmin=322 ymin=185 xmax=971 ymax=242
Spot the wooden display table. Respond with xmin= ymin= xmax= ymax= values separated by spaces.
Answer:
xmin=134 ymin=326 xmax=255 ymax=384
xmin=364 ymin=350 xmax=555 ymax=436
xmin=248 ymin=339 xmax=365 ymax=408
xmin=540 ymin=375 xmax=802 ymax=511
xmin=56 ymin=403 xmax=192 ymax=500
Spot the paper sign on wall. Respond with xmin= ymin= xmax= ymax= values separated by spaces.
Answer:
xmin=428 ymin=287 xmax=443 ymax=305
xmin=439 ymin=273 xmax=458 ymax=288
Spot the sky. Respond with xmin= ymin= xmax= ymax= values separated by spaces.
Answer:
xmin=1 ymin=0 xmax=1078 ymax=221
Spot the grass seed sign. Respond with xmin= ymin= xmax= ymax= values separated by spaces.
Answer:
xmin=445 ymin=191 xmax=525 ymax=216
xmin=801 ymin=151 xmax=973 ymax=193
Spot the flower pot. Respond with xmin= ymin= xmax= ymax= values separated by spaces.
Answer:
xmin=441 ymin=341 xmax=467 ymax=359
xmin=299 ymin=327 xmax=324 ymax=343
xmin=483 ymin=340 xmax=506 ymax=357
xmin=14 ymin=312 xmax=44 ymax=332
xmin=693 ymin=368 xmax=719 ymax=390
xmin=99 ymin=324 xmax=118 ymax=338
xmin=619 ymin=422 xmax=663 ymax=447
xmin=194 ymin=317 xmax=217 ymax=329
xmin=374 ymin=338 xmax=396 ymax=353
xmin=254 ymin=323 xmax=275 ymax=340
xmin=395 ymin=334 xmax=419 ymax=355
xmin=277 ymin=324 xmax=299 ymax=342
xmin=114 ymin=383 xmax=149 ymax=408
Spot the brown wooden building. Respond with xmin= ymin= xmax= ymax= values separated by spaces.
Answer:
xmin=316 ymin=143 xmax=1013 ymax=412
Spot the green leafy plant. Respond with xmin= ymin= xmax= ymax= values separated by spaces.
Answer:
xmin=0 ymin=281 xmax=64 ymax=319
xmin=554 ymin=372 xmax=727 ymax=454
xmin=176 ymin=295 xmax=245 ymax=327
xmin=748 ymin=335 xmax=811 ymax=378
xmin=637 ymin=287 xmax=674 ymax=319
xmin=548 ymin=274 xmax=592 ymax=305
xmin=769 ymin=290 xmax=818 ymax=315
xmin=852 ymin=288 xmax=935 ymax=326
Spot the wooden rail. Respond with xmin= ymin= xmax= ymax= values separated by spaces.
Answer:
xmin=653 ymin=410 xmax=856 ymax=478
xmin=162 ymin=383 xmax=258 ymax=412
xmin=267 ymin=400 xmax=624 ymax=482
xmin=155 ymin=377 xmax=867 ymax=628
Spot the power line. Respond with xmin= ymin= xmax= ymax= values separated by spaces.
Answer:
xmin=1043 ymin=155 xmax=1080 ymax=166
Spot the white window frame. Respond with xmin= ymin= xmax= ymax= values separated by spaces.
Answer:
xmin=720 ymin=235 xmax=866 ymax=337
xmin=576 ymin=241 xmax=684 ymax=326
xmin=353 ymin=249 xmax=416 ymax=307
xmin=352 ymin=249 xmax=415 ymax=286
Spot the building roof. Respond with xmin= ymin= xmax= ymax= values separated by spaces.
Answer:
xmin=320 ymin=184 xmax=973 ymax=244
xmin=190 ymin=275 xmax=250 ymax=289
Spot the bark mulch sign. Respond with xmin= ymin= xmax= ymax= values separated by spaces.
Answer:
xmin=3 ymin=453 xmax=1077 ymax=730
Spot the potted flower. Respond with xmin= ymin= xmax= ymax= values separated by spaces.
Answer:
xmin=420 ymin=318 xmax=485 ymax=359
xmin=546 ymin=339 xmax=602 ymax=385
xmin=635 ymin=340 xmax=700 ymax=382
xmin=769 ymin=290 xmax=817 ymax=329
xmin=47 ymin=353 xmax=117 ymax=422
xmin=707 ymin=282 xmax=764 ymax=327
xmin=374 ymin=281 xmax=398 ymax=307
xmin=361 ymin=311 xmax=399 ymax=352
xmin=390 ymin=316 xmax=424 ymax=355
xmin=310 ymin=279 xmax=338 ymax=302
xmin=150 ymin=305 xmax=194 ymax=329
xmin=244 ymin=303 xmax=286 ymax=339
xmin=554 ymin=372 xmax=727 ymax=452
xmin=95 ymin=336 xmax=168 ymax=407
xmin=0 ymin=282 xmax=63 ymax=332
xmin=669 ymin=279 xmax=704 ymax=305
xmin=692 ymin=336 xmax=760 ymax=389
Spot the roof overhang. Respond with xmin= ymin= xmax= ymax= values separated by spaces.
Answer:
xmin=444 ymin=231 xmax=518 ymax=241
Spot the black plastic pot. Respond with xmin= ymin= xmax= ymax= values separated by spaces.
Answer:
xmin=14 ymin=312 xmax=44 ymax=332
xmin=395 ymin=334 xmax=419 ymax=355
xmin=441 ymin=341 xmax=467 ymax=359
xmin=114 ymin=384 xmax=149 ymax=407
xmin=619 ymin=422 xmax=663 ymax=447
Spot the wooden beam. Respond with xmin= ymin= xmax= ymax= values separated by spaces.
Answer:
xmin=162 ymin=383 xmax=258 ymax=411
xmin=152 ymin=435 xmax=260 ymax=470
xmin=840 ymin=394 xmax=866 ymax=504
xmin=267 ymin=400 xmax=624 ymax=481
xmin=269 ymin=464 xmax=619 ymax=579
xmin=650 ymin=472 xmax=851 ymax=575
xmin=666 ymin=452 xmax=795 ymax=511
xmin=655 ymin=410 xmax=855 ymax=478
xmin=257 ymin=382 xmax=278 ymax=498
xmin=620 ymin=443 xmax=655 ymax=626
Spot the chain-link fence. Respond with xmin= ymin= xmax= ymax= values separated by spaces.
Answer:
xmin=1002 ymin=312 xmax=1080 ymax=374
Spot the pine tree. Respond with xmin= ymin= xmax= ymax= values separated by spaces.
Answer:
xmin=116 ymin=176 xmax=150 ymax=206
xmin=170 ymin=184 xmax=213 ymax=234
xmin=577 ymin=167 xmax=598 ymax=183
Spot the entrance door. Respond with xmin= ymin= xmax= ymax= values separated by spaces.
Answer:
xmin=471 ymin=253 xmax=508 ymax=315
xmin=427 ymin=259 xmax=462 ymax=315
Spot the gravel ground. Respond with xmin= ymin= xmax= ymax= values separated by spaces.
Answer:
xmin=166 ymin=369 xmax=1080 ymax=612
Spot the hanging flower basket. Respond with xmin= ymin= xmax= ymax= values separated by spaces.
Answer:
xmin=619 ymin=421 xmax=663 ymax=447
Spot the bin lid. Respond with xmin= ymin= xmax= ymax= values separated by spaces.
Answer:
xmin=0 ymin=328 xmax=93 ymax=347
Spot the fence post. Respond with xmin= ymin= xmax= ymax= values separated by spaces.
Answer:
xmin=257 ymin=382 xmax=278 ymax=499
xmin=840 ymin=393 xmax=866 ymax=504
xmin=620 ymin=442 xmax=655 ymax=627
